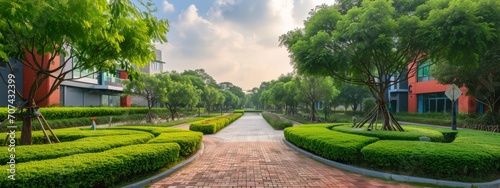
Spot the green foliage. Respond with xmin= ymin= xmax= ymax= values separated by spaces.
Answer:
xmin=0 ymin=132 xmax=153 ymax=164
xmin=334 ymin=84 xmax=370 ymax=114
xmin=0 ymin=107 xmax=168 ymax=120
xmin=148 ymin=131 xmax=203 ymax=156
xmin=0 ymin=143 xmax=180 ymax=188
xmin=362 ymin=98 xmax=376 ymax=114
xmin=262 ymin=112 xmax=293 ymax=130
xmin=287 ymin=123 xmax=500 ymax=181
xmin=189 ymin=113 xmax=243 ymax=134
xmin=392 ymin=112 xmax=469 ymax=126
xmin=284 ymin=126 xmax=379 ymax=163
xmin=332 ymin=125 xmax=445 ymax=142
xmin=361 ymin=141 xmax=499 ymax=180
xmin=233 ymin=109 xmax=244 ymax=113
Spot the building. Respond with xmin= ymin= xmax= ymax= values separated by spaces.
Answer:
xmin=407 ymin=60 xmax=483 ymax=114
xmin=0 ymin=49 xmax=164 ymax=108
xmin=131 ymin=49 xmax=165 ymax=107
xmin=387 ymin=75 xmax=409 ymax=113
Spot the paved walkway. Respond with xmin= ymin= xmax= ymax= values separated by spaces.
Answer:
xmin=150 ymin=113 xmax=417 ymax=188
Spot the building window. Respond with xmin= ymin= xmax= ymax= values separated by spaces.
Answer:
xmin=417 ymin=60 xmax=434 ymax=82
xmin=102 ymin=95 xmax=120 ymax=107
xmin=417 ymin=92 xmax=454 ymax=113
xmin=152 ymin=62 xmax=161 ymax=70
xmin=74 ymin=68 xmax=97 ymax=79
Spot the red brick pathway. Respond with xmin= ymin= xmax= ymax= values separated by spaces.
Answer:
xmin=150 ymin=114 xmax=418 ymax=188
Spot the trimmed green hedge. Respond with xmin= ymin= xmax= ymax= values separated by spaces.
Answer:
xmin=189 ymin=113 xmax=243 ymax=134
xmin=361 ymin=141 xmax=500 ymax=180
xmin=332 ymin=125 xmax=445 ymax=142
xmin=0 ymin=143 xmax=180 ymax=188
xmin=285 ymin=124 xmax=500 ymax=181
xmin=262 ymin=112 xmax=293 ymax=130
xmin=0 ymin=107 xmax=167 ymax=120
xmin=107 ymin=126 xmax=189 ymax=137
xmin=0 ymin=132 xmax=154 ymax=164
xmin=8 ymin=128 xmax=149 ymax=144
xmin=233 ymin=109 xmax=244 ymax=114
xmin=284 ymin=125 xmax=379 ymax=163
xmin=148 ymin=131 xmax=203 ymax=156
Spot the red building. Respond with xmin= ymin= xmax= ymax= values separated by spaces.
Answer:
xmin=407 ymin=60 xmax=483 ymax=114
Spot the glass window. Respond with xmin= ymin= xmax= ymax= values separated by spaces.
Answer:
xmin=417 ymin=60 xmax=434 ymax=82
xmin=418 ymin=92 xmax=454 ymax=113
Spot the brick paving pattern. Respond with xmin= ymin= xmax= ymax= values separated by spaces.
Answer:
xmin=151 ymin=113 xmax=418 ymax=188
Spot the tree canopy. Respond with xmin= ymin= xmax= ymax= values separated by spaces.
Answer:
xmin=279 ymin=0 xmax=430 ymax=131
xmin=0 ymin=0 xmax=169 ymax=145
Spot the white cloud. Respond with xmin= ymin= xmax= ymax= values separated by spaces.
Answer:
xmin=162 ymin=0 xmax=175 ymax=12
xmin=159 ymin=1 xmax=334 ymax=90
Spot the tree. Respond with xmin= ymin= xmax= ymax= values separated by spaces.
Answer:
xmin=204 ymin=87 xmax=224 ymax=114
xmin=0 ymin=0 xmax=169 ymax=144
xmin=161 ymin=72 xmax=200 ymax=120
xmin=122 ymin=73 xmax=168 ymax=122
xmin=431 ymin=49 xmax=500 ymax=124
xmin=295 ymin=76 xmax=336 ymax=122
xmin=280 ymin=0 xmax=429 ymax=131
xmin=421 ymin=0 xmax=500 ymax=124
xmin=335 ymin=84 xmax=370 ymax=114
xmin=221 ymin=90 xmax=239 ymax=111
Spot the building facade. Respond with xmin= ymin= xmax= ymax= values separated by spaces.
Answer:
xmin=407 ymin=60 xmax=482 ymax=114
xmin=387 ymin=76 xmax=409 ymax=113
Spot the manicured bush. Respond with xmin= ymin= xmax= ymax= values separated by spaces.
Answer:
xmin=233 ymin=109 xmax=244 ymax=114
xmin=107 ymin=126 xmax=189 ymax=137
xmin=189 ymin=113 xmax=243 ymax=134
xmin=289 ymin=124 xmax=500 ymax=181
xmin=361 ymin=140 xmax=500 ymax=180
xmin=262 ymin=112 xmax=293 ymax=130
xmin=8 ymin=128 xmax=149 ymax=144
xmin=0 ymin=132 xmax=154 ymax=164
xmin=332 ymin=125 xmax=445 ymax=142
xmin=284 ymin=126 xmax=379 ymax=163
xmin=0 ymin=143 xmax=180 ymax=188
xmin=148 ymin=131 xmax=203 ymax=156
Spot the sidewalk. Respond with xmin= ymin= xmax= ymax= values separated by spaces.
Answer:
xmin=150 ymin=113 xmax=417 ymax=187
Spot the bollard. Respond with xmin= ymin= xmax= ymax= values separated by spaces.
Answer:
xmin=90 ymin=117 xmax=97 ymax=130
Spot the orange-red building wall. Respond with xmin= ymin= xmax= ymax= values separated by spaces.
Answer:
xmin=407 ymin=62 xmax=477 ymax=114
xmin=23 ymin=52 xmax=60 ymax=107
xmin=119 ymin=70 xmax=131 ymax=107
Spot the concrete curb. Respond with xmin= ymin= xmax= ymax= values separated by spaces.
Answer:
xmin=283 ymin=139 xmax=500 ymax=188
xmin=122 ymin=142 xmax=204 ymax=188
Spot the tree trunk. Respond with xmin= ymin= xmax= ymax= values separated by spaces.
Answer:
xmin=20 ymin=117 xmax=33 ymax=145
xmin=354 ymin=89 xmax=404 ymax=131
xmin=311 ymin=101 xmax=316 ymax=122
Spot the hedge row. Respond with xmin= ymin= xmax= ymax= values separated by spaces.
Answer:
xmin=361 ymin=141 xmax=500 ymax=180
xmin=189 ymin=113 xmax=243 ymax=134
xmin=286 ymin=124 xmax=500 ymax=181
xmin=0 ymin=132 xmax=154 ymax=164
xmin=148 ymin=131 xmax=203 ymax=156
xmin=0 ymin=143 xmax=180 ymax=188
xmin=284 ymin=125 xmax=379 ymax=163
xmin=1 ymin=113 xmax=154 ymax=132
xmin=107 ymin=126 xmax=189 ymax=137
xmin=262 ymin=112 xmax=293 ymax=130
xmin=8 ymin=128 xmax=148 ymax=144
xmin=233 ymin=109 xmax=244 ymax=114
xmin=332 ymin=125 xmax=445 ymax=142
xmin=0 ymin=107 xmax=169 ymax=120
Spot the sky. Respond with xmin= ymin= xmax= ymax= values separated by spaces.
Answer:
xmin=149 ymin=0 xmax=334 ymax=91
